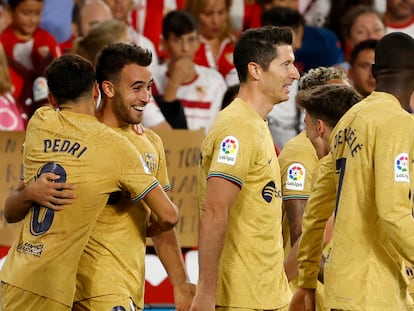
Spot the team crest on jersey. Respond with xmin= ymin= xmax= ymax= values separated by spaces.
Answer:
xmin=217 ymin=136 xmax=239 ymax=165
xmin=395 ymin=153 xmax=410 ymax=182
xmin=286 ymin=163 xmax=306 ymax=190
xmin=138 ymin=153 xmax=152 ymax=174
xmin=144 ymin=152 xmax=157 ymax=172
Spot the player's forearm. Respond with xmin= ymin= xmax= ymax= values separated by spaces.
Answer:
xmin=284 ymin=199 xmax=307 ymax=246
xmin=152 ymin=229 xmax=188 ymax=286
xmin=297 ymin=198 xmax=332 ymax=288
xmin=197 ymin=208 xmax=227 ymax=298
xmin=284 ymin=237 xmax=299 ymax=281
xmin=297 ymin=218 xmax=327 ymax=289
xmin=4 ymin=182 xmax=33 ymax=223
xmin=380 ymin=212 xmax=414 ymax=264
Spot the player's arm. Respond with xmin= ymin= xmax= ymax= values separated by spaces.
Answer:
xmin=152 ymin=230 xmax=195 ymax=311
xmin=143 ymin=185 xmax=179 ymax=231
xmin=284 ymin=199 xmax=307 ymax=246
xmin=375 ymin=128 xmax=414 ymax=264
xmin=284 ymin=236 xmax=300 ymax=281
xmin=190 ymin=176 xmax=240 ymax=311
xmin=4 ymin=173 xmax=76 ymax=223
xmin=290 ymin=156 xmax=336 ymax=310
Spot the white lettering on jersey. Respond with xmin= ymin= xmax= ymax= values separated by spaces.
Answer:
xmin=286 ymin=163 xmax=306 ymax=190
xmin=217 ymin=136 xmax=239 ymax=165
xmin=395 ymin=153 xmax=410 ymax=182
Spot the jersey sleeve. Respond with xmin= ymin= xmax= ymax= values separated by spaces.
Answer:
xmin=207 ymin=125 xmax=257 ymax=188
xmin=297 ymin=154 xmax=337 ymax=288
xmin=117 ymin=141 xmax=159 ymax=202
xmin=374 ymin=120 xmax=414 ymax=264
xmin=146 ymin=129 xmax=170 ymax=191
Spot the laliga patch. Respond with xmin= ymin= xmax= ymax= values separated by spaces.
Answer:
xmin=395 ymin=153 xmax=410 ymax=182
xmin=286 ymin=163 xmax=306 ymax=190
xmin=217 ymin=136 xmax=239 ymax=165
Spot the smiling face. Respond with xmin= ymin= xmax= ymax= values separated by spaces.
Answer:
xmin=110 ymin=63 xmax=153 ymax=126
xmin=260 ymin=44 xmax=300 ymax=104
xmin=386 ymin=0 xmax=413 ymax=22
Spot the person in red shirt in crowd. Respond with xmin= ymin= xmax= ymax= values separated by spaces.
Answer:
xmin=0 ymin=42 xmax=24 ymax=131
xmin=0 ymin=0 xmax=10 ymax=34
xmin=185 ymin=0 xmax=239 ymax=87
xmin=0 ymin=0 xmax=60 ymax=126
xmin=128 ymin=0 xmax=186 ymax=62
xmin=384 ymin=0 xmax=414 ymax=37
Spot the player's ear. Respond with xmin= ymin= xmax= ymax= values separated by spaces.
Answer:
xmin=316 ymin=119 xmax=326 ymax=137
xmin=247 ymin=62 xmax=261 ymax=81
xmin=101 ymin=80 xmax=115 ymax=98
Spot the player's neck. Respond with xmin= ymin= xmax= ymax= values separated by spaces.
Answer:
xmin=59 ymin=100 xmax=96 ymax=117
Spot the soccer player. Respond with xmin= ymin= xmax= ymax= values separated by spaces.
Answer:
xmin=73 ymin=43 xmax=195 ymax=310
xmin=279 ymin=66 xmax=349 ymax=251
xmin=190 ymin=26 xmax=300 ymax=311
xmin=290 ymin=32 xmax=414 ymax=311
xmin=0 ymin=54 xmax=179 ymax=311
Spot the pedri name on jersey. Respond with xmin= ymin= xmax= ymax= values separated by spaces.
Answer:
xmin=333 ymin=126 xmax=363 ymax=157
xmin=43 ymin=139 xmax=88 ymax=158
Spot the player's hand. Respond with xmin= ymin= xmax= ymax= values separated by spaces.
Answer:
xmin=27 ymin=173 xmax=76 ymax=211
xmin=169 ymin=57 xmax=197 ymax=85
xmin=173 ymin=281 xmax=196 ymax=311
xmin=132 ymin=123 xmax=146 ymax=135
xmin=189 ymin=292 xmax=215 ymax=311
xmin=288 ymin=288 xmax=315 ymax=311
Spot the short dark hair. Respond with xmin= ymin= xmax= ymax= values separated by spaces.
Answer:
xmin=95 ymin=43 xmax=152 ymax=87
xmin=8 ymin=0 xmax=43 ymax=10
xmin=162 ymin=9 xmax=198 ymax=40
xmin=350 ymin=39 xmax=378 ymax=66
xmin=261 ymin=6 xmax=305 ymax=31
xmin=297 ymin=84 xmax=362 ymax=128
xmin=373 ymin=32 xmax=414 ymax=73
xmin=45 ymin=54 xmax=96 ymax=104
xmin=234 ymin=26 xmax=293 ymax=83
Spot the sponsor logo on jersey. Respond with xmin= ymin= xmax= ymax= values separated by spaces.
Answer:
xmin=286 ymin=163 xmax=306 ymax=190
xmin=395 ymin=153 xmax=410 ymax=182
xmin=16 ymin=242 xmax=44 ymax=257
xmin=262 ymin=181 xmax=282 ymax=202
xmin=217 ymin=136 xmax=239 ymax=165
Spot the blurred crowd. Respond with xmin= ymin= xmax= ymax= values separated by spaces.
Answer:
xmin=0 ymin=0 xmax=413 ymax=149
